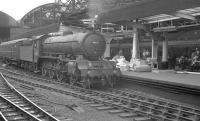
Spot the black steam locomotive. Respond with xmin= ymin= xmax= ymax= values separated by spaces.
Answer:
xmin=0 ymin=31 xmax=121 ymax=88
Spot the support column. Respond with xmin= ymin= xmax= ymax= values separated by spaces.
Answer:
xmin=104 ymin=38 xmax=112 ymax=58
xmin=150 ymin=33 xmax=159 ymax=69
xmin=162 ymin=38 xmax=168 ymax=62
xmin=120 ymin=25 xmax=124 ymax=31
xmin=151 ymin=37 xmax=158 ymax=59
xmin=131 ymin=27 xmax=139 ymax=59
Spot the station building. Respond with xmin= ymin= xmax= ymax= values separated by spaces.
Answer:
xmin=0 ymin=11 xmax=18 ymax=42
xmin=1 ymin=0 xmax=200 ymax=70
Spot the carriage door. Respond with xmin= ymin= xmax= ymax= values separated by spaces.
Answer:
xmin=33 ymin=39 xmax=40 ymax=63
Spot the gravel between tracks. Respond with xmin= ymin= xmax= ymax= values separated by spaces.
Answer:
xmin=5 ymin=74 xmax=130 ymax=121
xmin=3 ymin=65 xmax=200 ymax=121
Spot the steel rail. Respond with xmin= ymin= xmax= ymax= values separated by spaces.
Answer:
xmin=72 ymin=86 xmax=200 ymax=121
xmin=2 ymin=70 xmax=200 ymax=121
xmin=102 ymin=88 xmax=200 ymax=121
xmin=1 ymin=67 xmax=200 ymax=121
xmin=0 ymin=111 xmax=8 ymax=121
xmin=0 ymin=95 xmax=42 ymax=121
xmin=0 ymin=73 xmax=60 ymax=121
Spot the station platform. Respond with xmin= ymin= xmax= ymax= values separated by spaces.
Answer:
xmin=121 ymin=70 xmax=200 ymax=92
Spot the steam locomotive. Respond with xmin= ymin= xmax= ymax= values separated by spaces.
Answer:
xmin=0 ymin=31 xmax=121 ymax=88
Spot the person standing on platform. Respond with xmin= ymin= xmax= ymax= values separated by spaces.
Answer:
xmin=191 ymin=48 xmax=200 ymax=71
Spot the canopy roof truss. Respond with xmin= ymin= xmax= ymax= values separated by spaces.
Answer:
xmin=141 ymin=7 xmax=200 ymax=23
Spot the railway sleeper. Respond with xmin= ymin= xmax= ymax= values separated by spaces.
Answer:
xmin=9 ymin=98 xmax=22 ymax=102
xmin=108 ymin=93 xmax=191 ymax=118
xmin=5 ymin=115 xmax=29 ymax=121
xmin=178 ymin=116 xmax=200 ymax=121
xmin=108 ymin=109 xmax=124 ymax=114
xmin=3 ymin=111 xmax=20 ymax=117
xmin=80 ymin=101 xmax=94 ymax=104
xmin=119 ymin=112 xmax=138 ymax=118
xmin=2 ymin=96 xmax=19 ymax=100
xmin=0 ymin=102 xmax=35 ymax=121
xmin=0 ymin=107 xmax=16 ymax=112
xmin=90 ymin=104 xmax=104 ymax=107
xmin=26 ymin=109 xmax=39 ymax=115
xmin=181 ymin=110 xmax=200 ymax=116
xmin=21 ymin=106 xmax=32 ymax=110
xmin=3 ymin=69 xmax=200 ymax=121
xmin=133 ymin=117 xmax=152 ymax=121
xmin=12 ymin=100 xmax=26 ymax=105
xmin=163 ymin=112 xmax=178 ymax=120
xmin=96 ymin=106 xmax=113 ymax=110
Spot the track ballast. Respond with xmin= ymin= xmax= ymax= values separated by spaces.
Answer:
xmin=0 ymin=73 xmax=60 ymax=121
xmin=1 ymin=67 xmax=200 ymax=121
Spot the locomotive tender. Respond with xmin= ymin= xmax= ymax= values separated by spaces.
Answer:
xmin=0 ymin=31 xmax=121 ymax=88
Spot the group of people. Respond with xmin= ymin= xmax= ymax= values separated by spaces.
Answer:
xmin=111 ymin=49 xmax=152 ymax=72
xmin=111 ymin=50 xmax=130 ymax=70
xmin=191 ymin=48 xmax=200 ymax=71
xmin=176 ymin=48 xmax=200 ymax=72
xmin=111 ymin=48 xmax=200 ymax=72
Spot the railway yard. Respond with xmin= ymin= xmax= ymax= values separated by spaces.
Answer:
xmin=0 ymin=64 xmax=200 ymax=121
xmin=1 ymin=0 xmax=200 ymax=121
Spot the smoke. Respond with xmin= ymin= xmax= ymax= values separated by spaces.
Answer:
xmin=87 ymin=0 xmax=105 ymax=18
xmin=87 ymin=0 xmax=124 ymax=18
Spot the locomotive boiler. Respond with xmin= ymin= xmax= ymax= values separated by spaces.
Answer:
xmin=42 ymin=32 xmax=106 ymax=60
xmin=0 ymin=31 xmax=121 ymax=88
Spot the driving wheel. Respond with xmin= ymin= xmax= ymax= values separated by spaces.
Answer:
xmin=49 ymin=70 xmax=55 ymax=79
xmin=56 ymin=71 xmax=64 ymax=81
xmin=82 ymin=77 xmax=91 ymax=89
xmin=42 ymin=66 xmax=47 ymax=77
xmin=70 ymin=75 xmax=77 ymax=86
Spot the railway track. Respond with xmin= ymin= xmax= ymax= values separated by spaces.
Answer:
xmin=1 ymin=67 xmax=200 ymax=121
xmin=0 ymin=73 xmax=60 ymax=121
xmin=102 ymin=88 xmax=200 ymax=120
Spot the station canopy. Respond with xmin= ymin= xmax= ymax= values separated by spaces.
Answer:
xmin=141 ymin=7 xmax=200 ymax=23
xmin=96 ymin=0 xmax=200 ymax=24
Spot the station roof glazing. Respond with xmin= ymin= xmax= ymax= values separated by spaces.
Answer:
xmin=0 ymin=11 xmax=18 ymax=27
xmin=141 ymin=7 xmax=200 ymax=23
xmin=96 ymin=0 xmax=200 ymax=25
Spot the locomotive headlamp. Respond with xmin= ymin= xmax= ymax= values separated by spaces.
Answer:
xmin=88 ymin=62 xmax=92 ymax=67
